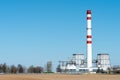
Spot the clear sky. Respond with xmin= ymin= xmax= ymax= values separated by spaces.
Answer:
xmin=0 ymin=0 xmax=120 ymax=69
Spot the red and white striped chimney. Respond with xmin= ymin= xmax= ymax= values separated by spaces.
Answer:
xmin=86 ymin=10 xmax=92 ymax=70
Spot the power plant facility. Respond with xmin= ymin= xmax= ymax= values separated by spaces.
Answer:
xmin=57 ymin=10 xmax=111 ymax=73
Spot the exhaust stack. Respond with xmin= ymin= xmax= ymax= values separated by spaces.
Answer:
xmin=86 ymin=10 xmax=92 ymax=71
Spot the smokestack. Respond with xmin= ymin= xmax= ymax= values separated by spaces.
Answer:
xmin=86 ymin=10 xmax=92 ymax=71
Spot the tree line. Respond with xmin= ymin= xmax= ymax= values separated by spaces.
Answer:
xmin=0 ymin=62 xmax=52 ymax=74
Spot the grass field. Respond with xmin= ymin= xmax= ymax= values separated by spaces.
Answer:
xmin=0 ymin=74 xmax=120 ymax=80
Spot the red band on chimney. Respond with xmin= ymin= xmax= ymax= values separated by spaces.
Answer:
xmin=87 ymin=41 xmax=92 ymax=44
xmin=87 ymin=17 xmax=91 ymax=20
xmin=87 ymin=10 xmax=91 ymax=14
xmin=87 ymin=35 xmax=92 ymax=38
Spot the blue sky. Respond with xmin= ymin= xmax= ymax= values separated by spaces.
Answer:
xmin=0 ymin=0 xmax=120 ymax=69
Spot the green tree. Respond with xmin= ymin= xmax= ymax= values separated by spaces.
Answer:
xmin=18 ymin=64 xmax=24 ymax=73
xmin=10 ymin=65 xmax=17 ymax=74
xmin=2 ymin=63 xmax=7 ymax=73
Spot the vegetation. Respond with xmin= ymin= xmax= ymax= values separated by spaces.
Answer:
xmin=0 ymin=63 xmax=43 ymax=74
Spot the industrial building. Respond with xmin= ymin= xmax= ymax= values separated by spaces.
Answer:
xmin=57 ymin=10 xmax=111 ymax=73
xmin=57 ymin=53 xmax=111 ymax=73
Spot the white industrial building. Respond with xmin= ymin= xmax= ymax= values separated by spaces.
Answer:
xmin=97 ymin=54 xmax=111 ymax=70
xmin=57 ymin=10 xmax=111 ymax=73
xmin=58 ymin=53 xmax=111 ymax=73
